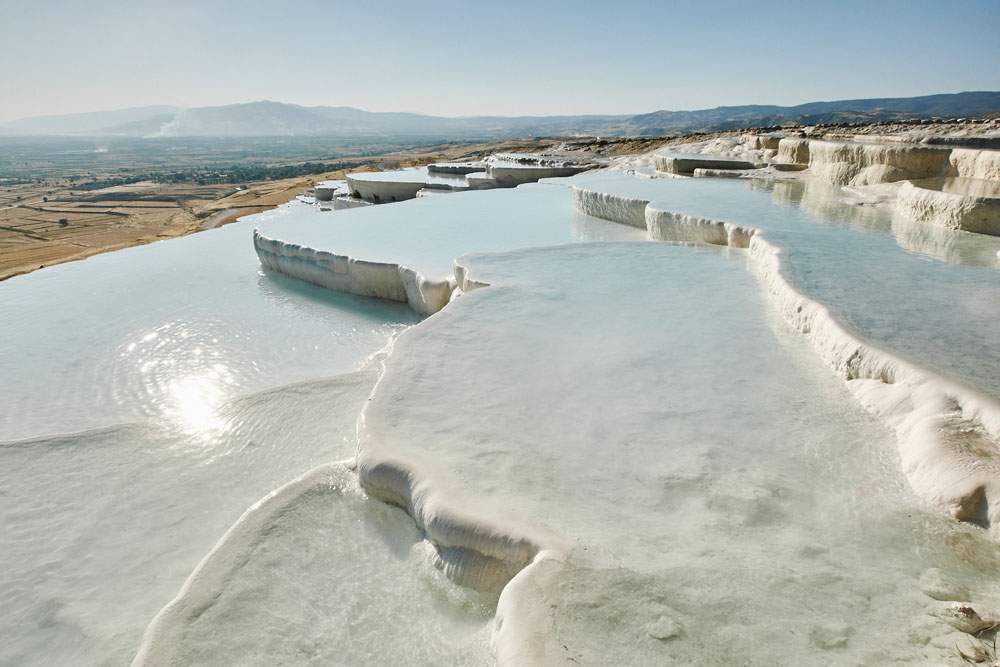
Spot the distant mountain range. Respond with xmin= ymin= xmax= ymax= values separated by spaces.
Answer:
xmin=2 ymin=92 xmax=997 ymax=139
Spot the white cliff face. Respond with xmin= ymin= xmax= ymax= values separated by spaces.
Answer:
xmin=950 ymin=148 xmax=1000 ymax=181
xmin=776 ymin=137 xmax=810 ymax=165
xmin=805 ymin=140 xmax=953 ymax=186
xmin=571 ymin=186 xmax=648 ymax=228
xmin=254 ymin=231 xmax=454 ymax=315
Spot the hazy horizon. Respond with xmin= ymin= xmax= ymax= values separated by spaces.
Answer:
xmin=2 ymin=0 xmax=999 ymax=125
xmin=6 ymin=90 xmax=1000 ymax=126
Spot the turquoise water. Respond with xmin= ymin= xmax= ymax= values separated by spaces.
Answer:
xmin=349 ymin=166 xmax=470 ymax=187
xmin=258 ymin=183 xmax=644 ymax=278
xmin=358 ymin=241 xmax=992 ymax=665
xmin=0 ymin=189 xmax=638 ymax=665
xmin=567 ymin=172 xmax=1000 ymax=397
xmin=2 ymin=168 xmax=998 ymax=665
xmin=1 ymin=214 xmax=420 ymax=441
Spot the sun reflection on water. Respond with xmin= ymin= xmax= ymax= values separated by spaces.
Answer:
xmin=166 ymin=368 xmax=231 ymax=437
xmin=121 ymin=321 xmax=239 ymax=444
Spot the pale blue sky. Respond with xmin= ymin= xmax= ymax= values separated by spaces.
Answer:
xmin=1 ymin=0 xmax=998 ymax=123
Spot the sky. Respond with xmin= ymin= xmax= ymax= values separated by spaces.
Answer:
xmin=1 ymin=0 xmax=998 ymax=123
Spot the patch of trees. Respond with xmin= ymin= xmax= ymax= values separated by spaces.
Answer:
xmin=74 ymin=176 xmax=147 ymax=190
xmin=155 ymin=161 xmax=354 ymax=185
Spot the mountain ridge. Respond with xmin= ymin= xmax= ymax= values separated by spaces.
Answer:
xmin=2 ymin=91 xmax=997 ymax=139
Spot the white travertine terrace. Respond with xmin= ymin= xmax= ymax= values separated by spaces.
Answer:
xmin=312 ymin=179 xmax=346 ymax=202
xmin=806 ymin=140 xmax=953 ymax=186
xmin=12 ymin=127 xmax=1000 ymax=664
xmin=415 ymin=187 xmax=453 ymax=198
xmin=254 ymin=176 xmax=1000 ymax=536
xmin=345 ymin=156 xmax=597 ymax=203
xmin=427 ymin=161 xmax=487 ymax=174
xmin=653 ymin=154 xmax=758 ymax=175
xmin=132 ymin=460 xmax=497 ymax=665
xmin=776 ymin=137 xmax=810 ymax=165
xmin=572 ymin=184 xmax=1000 ymax=534
xmin=484 ymin=163 xmax=590 ymax=186
xmin=668 ymin=134 xmax=1000 ymax=235
xmin=743 ymin=133 xmax=783 ymax=150
xmin=126 ymin=160 xmax=1000 ymax=665
xmin=253 ymin=230 xmax=453 ymax=315
xmin=896 ymin=179 xmax=1000 ymax=236
xmin=483 ymin=155 xmax=596 ymax=186
xmin=346 ymin=173 xmax=444 ymax=204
